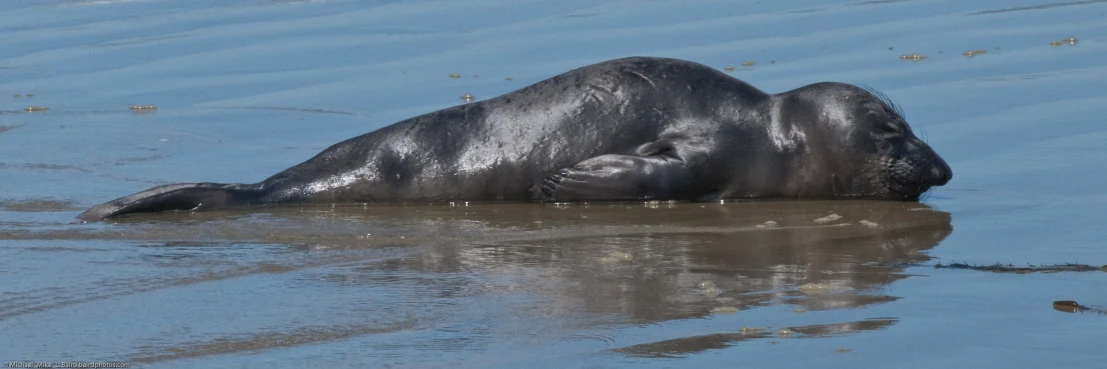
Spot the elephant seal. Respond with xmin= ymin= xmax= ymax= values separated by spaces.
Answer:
xmin=77 ymin=56 xmax=952 ymax=221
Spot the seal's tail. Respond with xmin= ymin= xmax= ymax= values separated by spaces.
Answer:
xmin=77 ymin=183 xmax=265 ymax=222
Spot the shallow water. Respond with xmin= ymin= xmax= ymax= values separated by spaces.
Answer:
xmin=2 ymin=0 xmax=1106 ymax=368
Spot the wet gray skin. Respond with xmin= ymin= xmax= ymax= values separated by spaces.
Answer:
xmin=77 ymin=57 xmax=950 ymax=222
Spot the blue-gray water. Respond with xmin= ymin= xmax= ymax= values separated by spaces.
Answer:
xmin=2 ymin=0 xmax=1105 ymax=368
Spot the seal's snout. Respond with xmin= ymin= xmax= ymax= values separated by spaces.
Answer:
xmin=930 ymin=159 xmax=952 ymax=186
xmin=886 ymin=142 xmax=952 ymax=199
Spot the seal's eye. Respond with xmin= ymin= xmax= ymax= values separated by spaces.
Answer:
xmin=880 ymin=123 xmax=902 ymax=135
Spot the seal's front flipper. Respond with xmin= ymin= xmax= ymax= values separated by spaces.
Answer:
xmin=77 ymin=183 xmax=264 ymax=222
xmin=540 ymin=151 xmax=696 ymax=201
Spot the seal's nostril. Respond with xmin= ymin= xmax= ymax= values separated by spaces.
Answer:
xmin=931 ymin=164 xmax=952 ymax=186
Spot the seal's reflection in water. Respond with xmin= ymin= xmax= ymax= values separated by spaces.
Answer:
xmin=113 ymin=200 xmax=950 ymax=361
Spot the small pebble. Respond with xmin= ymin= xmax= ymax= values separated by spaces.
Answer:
xmin=701 ymin=286 xmax=722 ymax=297
xmin=858 ymin=220 xmax=879 ymax=227
xmin=460 ymin=94 xmax=475 ymax=103
xmin=448 ymin=73 xmax=461 ymax=79
xmin=741 ymin=61 xmax=755 ymax=67
xmin=899 ymin=53 xmax=927 ymax=61
xmin=505 ymin=77 xmax=513 ymax=81
xmin=962 ymin=49 xmax=987 ymax=58
xmin=698 ymin=280 xmax=716 ymax=289
xmin=1051 ymin=37 xmax=1078 ymax=47
xmin=608 ymin=251 xmax=631 ymax=260
xmin=724 ymin=66 xmax=735 ymax=72
xmin=598 ymin=251 xmax=633 ymax=263
xmin=12 ymin=94 xmax=21 ymax=98
xmin=776 ymin=328 xmax=794 ymax=337
xmin=793 ymin=308 xmax=807 ymax=314
xmin=835 ymin=348 xmax=852 ymax=353
xmin=23 ymin=105 xmax=48 ymax=112
xmin=710 ymin=306 xmax=738 ymax=314
xmin=797 ymin=283 xmax=830 ymax=293
xmin=738 ymin=326 xmax=766 ymax=335
xmin=814 ymin=214 xmax=842 ymax=223
xmin=128 ymin=104 xmax=157 ymax=111
xmin=755 ymin=220 xmax=778 ymax=229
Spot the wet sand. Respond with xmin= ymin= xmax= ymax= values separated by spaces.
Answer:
xmin=4 ymin=201 xmax=951 ymax=365
xmin=2 ymin=0 xmax=1107 ymax=368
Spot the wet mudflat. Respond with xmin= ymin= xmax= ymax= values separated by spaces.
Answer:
xmin=2 ymin=0 xmax=1106 ymax=368
xmin=4 ymin=201 xmax=957 ymax=367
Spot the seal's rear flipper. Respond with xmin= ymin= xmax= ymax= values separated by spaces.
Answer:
xmin=77 ymin=183 xmax=264 ymax=222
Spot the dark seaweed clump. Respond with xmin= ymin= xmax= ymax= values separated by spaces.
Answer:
xmin=934 ymin=262 xmax=1107 ymax=274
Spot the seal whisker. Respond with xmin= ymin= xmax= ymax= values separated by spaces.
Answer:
xmin=857 ymin=84 xmax=905 ymax=119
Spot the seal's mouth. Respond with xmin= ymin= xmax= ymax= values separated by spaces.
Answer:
xmin=887 ymin=177 xmax=931 ymax=200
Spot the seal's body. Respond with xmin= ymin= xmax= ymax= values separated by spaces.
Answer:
xmin=78 ymin=57 xmax=951 ymax=221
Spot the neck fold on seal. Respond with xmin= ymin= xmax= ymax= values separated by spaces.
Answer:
xmin=767 ymin=96 xmax=807 ymax=153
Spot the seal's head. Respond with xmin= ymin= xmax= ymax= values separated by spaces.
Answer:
xmin=781 ymin=82 xmax=952 ymax=200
